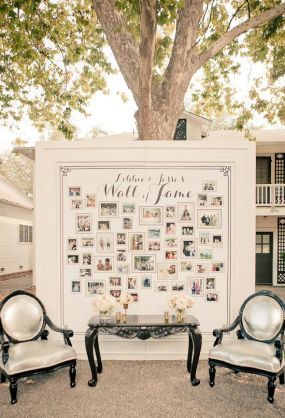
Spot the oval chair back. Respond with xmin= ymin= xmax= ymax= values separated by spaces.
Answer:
xmin=0 ymin=291 xmax=45 ymax=343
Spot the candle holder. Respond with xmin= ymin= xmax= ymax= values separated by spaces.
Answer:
xmin=116 ymin=312 xmax=122 ymax=323
xmin=164 ymin=311 xmax=169 ymax=322
xmin=123 ymin=303 xmax=129 ymax=317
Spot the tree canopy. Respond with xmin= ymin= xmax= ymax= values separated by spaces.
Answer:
xmin=0 ymin=0 xmax=112 ymax=139
xmin=93 ymin=0 xmax=285 ymax=139
xmin=0 ymin=1 xmax=284 ymax=140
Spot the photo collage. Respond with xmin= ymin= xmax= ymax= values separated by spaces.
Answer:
xmin=66 ymin=180 xmax=225 ymax=304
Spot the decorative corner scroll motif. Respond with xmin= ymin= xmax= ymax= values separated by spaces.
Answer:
xmin=220 ymin=166 xmax=231 ymax=176
xmin=60 ymin=166 xmax=71 ymax=176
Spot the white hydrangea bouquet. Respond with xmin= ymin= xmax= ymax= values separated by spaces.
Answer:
xmin=92 ymin=294 xmax=117 ymax=319
xmin=169 ymin=292 xmax=193 ymax=316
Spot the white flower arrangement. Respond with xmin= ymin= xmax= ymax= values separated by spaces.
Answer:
xmin=169 ymin=292 xmax=193 ymax=312
xmin=118 ymin=292 xmax=134 ymax=306
xmin=92 ymin=294 xmax=117 ymax=314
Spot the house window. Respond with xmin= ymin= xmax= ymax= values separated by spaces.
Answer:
xmin=256 ymin=157 xmax=271 ymax=184
xmin=19 ymin=225 xmax=32 ymax=243
xmin=173 ymin=118 xmax=187 ymax=140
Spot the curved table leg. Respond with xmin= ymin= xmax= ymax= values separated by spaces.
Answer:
xmin=85 ymin=327 xmax=98 ymax=387
xmin=188 ymin=327 xmax=202 ymax=386
xmin=94 ymin=333 xmax=103 ymax=374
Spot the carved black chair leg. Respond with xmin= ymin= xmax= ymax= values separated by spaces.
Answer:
xmin=69 ymin=364 xmax=76 ymax=388
xmin=267 ymin=377 xmax=276 ymax=403
xmin=209 ymin=363 xmax=216 ymax=387
xmin=0 ymin=373 xmax=7 ymax=383
xmin=279 ymin=372 xmax=284 ymax=385
xmin=9 ymin=378 xmax=18 ymax=405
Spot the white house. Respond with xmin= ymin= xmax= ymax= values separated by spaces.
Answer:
xmin=208 ymin=129 xmax=285 ymax=287
xmin=0 ymin=175 xmax=33 ymax=276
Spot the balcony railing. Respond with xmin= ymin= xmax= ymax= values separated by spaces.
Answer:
xmin=256 ymin=184 xmax=285 ymax=206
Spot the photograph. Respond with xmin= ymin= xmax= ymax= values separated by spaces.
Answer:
xmin=129 ymin=232 xmax=145 ymax=251
xmin=206 ymin=291 xmax=219 ymax=302
xmin=123 ymin=203 xmax=135 ymax=214
xmin=165 ymin=222 xmax=176 ymax=235
xmin=202 ymin=181 xmax=217 ymax=192
xmin=177 ymin=202 xmax=195 ymax=222
xmin=171 ymin=281 xmax=185 ymax=292
xmin=81 ymin=237 xmax=94 ymax=247
xmin=139 ymin=206 xmax=163 ymax=225
xmin=129 ymin=292 xmax=139 ymax=302
xmin=148 ymin=240 xmax=161 ymax=251
xmin=181 ymin=239 xmax=198 ymax=258
xmin=181 ymin=225 xmax=194 ymax=236
xmin=81 ymin=253 xmax=92 ymax=265
xmin=154 ymin=281 xmax=169 ymax=292
xmin=117 ymin=233 xmax=127 ymax=246
xmin=99 ymin=202 xmax=119 ymax=217
xmin=165 ymin=237 xmax=178 ymax=248
xmin=110 ymin=289 xmax=122 ymax=298
xmin=212 ymin=234 xmax=223 ymax=247
xmin=71 ymin=199 xmax=84 ymax=209
xmin=195 ymin=262 xmax=210 ymax=275
xmin=79 ymin=268 xmax=92 ymax=279
xmin=165 ymin=205 xmax=176 ymax=219
xmin=206 ymin=277 xmax=216 ymax=290
xmin=197 ymin=193 xmax=208 ymax=207
xmin=210 ymin=195 xmax=223 ymax=206
xmin=75 ymin=214 xmax=92 ymax=233
xmin=197 ymin=209 xmax=222 ymax=228
xmin=116 ymin=249 xmax=127 ymax=262
xmin=109 ymin=277 xmax=122 ymax=287
xmin=86 ymin=280 xmax=105 ymax=296
xmin=199 ymin=248 xmax=213 ymax=260
xmin=98 ymin=220 xmax=110 ymax=230
xmin=180 ymin=260 xmax=194 ymax=273
xmin=86 ymin=194 xmax=96 ymax=208
xmin=157 ymin=262 xmax=177 ymax=280
xmin=67 ymin=254 xmax=79 ymax=264
xmin=188 ymin=278 xmax=203 ymax=296
xmin=123 ymin=217 xmax=133 ymax=230
xmin=67 ymin=238 xmax=78 ymax=251
xmin=96 ymin=232 xmax=114 ymax=252
xmin=165 ymin=250 xmax=178 ymax=260
xmin=211 ymin=262 xmax=225 ymax=273
xmin=199 ymin=232 xmax=210 ymax=246
xmin=148 ymin=228 xmax=161 ymax=239
xmin=127 ymin=277 xmax=137 ymax=290
xmin=116 ymin=263 xmax=129 ymax=274
xmin=133 ymin=255 xmax=156 ymax=273
xmin=141 ymin=276 xmax=153 ymax=289
xmin=71 ymin=280 xmax=81 ymax=293
xmin=95 ymin=257 xmax=113 ymax=273
xmin=68 ymin=187 xmax=81 ymax=197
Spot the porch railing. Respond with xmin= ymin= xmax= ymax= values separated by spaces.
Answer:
xmin=256 ymin=184 xmax=285 ymax=206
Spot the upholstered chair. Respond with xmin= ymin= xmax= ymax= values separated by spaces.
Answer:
xmin=208 ymin=290 xmax=285 ymax=403
xmin=0 ymin=290 xmax=77 ymax=404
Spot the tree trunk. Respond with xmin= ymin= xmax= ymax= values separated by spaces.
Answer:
xmin=136 ymin=103 xmax=184 ymax=140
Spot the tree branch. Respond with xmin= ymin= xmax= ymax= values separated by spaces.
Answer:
xmin=198 ymin=3 xmax=285 ymax=69
xmin=92 ymin=0 xmax=140 ymax=104
xmin=163 ymin=0 xmax=203 ymax=107
xmin=138 ymin=0 xmax=157 ymax=136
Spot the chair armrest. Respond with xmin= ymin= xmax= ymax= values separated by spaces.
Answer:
xmin=1 ymin=341 xmax=10 ymax=364
xmin=213 ymin=315 xmax=240 ymax=346
xmin=45 ymin=316 xmax=74 ymax=346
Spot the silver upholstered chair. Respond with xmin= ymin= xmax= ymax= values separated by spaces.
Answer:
xmin=0 ymin=290 xmax=77 ymax=404
xmin=208 ymin=290 xmax=285 ymax=403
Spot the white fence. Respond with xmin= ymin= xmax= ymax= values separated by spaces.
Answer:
xmin=256 ymin=184 xmax=285 ymax=206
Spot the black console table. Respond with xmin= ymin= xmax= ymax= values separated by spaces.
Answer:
xmin=85 ymin=314 xmax=202 ymax=387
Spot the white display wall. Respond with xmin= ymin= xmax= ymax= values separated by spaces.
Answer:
xmin=35 ymin=139 xmax=255 ymax=359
